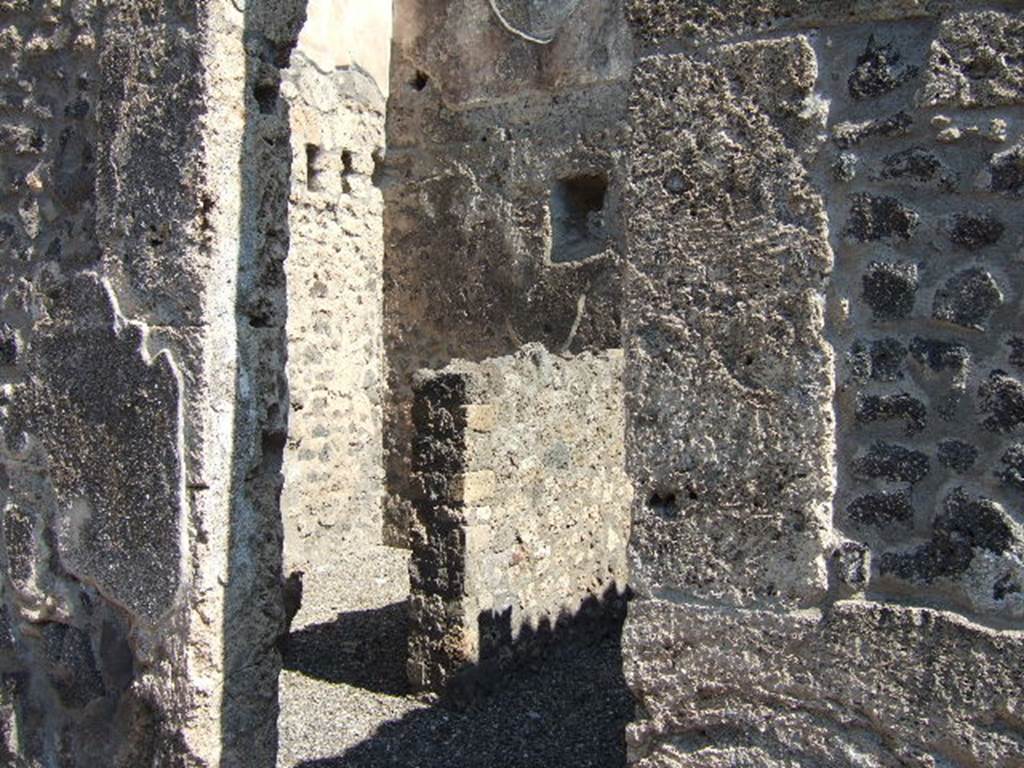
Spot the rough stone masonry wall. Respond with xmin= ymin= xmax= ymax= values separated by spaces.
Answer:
xmin=281 ymin=47 xmax=387 ymax=574
xmin=383 ymin=0 xmax=633 ymax=544
xmin=407 ymin=345 xmax=630 ymax=691
xmin=0 ymin=1 xmax=201 ymax=763
xmin=0 ymin=0 xmax=308 ymax=764
xmin=623 ymin=2 xmax=1024 ymax=766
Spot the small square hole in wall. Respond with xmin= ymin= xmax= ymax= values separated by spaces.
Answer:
xmin=549 ymin=173 xmax=608 ymax=263
xmin=306 ymin=144 xmax=324 ymax=192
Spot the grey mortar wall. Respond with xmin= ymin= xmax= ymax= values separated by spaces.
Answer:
xmin=622 ymin=2 xmax=1024 ymax=765
xmin=382 ymin=0 xmax=634 ymax=545
xmin=280 ymin=55 xmax=386 ymax=579
xmin=825 ymin=9 xmax=1024 ymax=625
xmin=407 ymin=345 xmax=631 ymax=691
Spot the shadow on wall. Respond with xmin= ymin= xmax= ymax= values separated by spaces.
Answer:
xmin=288 ymin=590 xmax=634 ymax=768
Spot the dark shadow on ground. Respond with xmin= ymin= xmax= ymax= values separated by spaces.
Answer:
xmin=282 ymin=602 xmax=410 ymax=696
xmin=293 ymin=614 xmax=634 ymax=768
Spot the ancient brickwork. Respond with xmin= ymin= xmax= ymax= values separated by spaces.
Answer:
xmin=407 ymin=346 xmax=630 ymax=691
xmin=623 ymin=3 xmax=1024 ymax=766
xmin=383 ymin=0 xmax=633 ymax=544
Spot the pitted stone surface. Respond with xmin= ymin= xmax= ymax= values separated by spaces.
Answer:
xmin=625 ymin=7 xmax=1024 ymax=763
xmin=919 ymin=10 xmax=1024 ymax=109
xmin=6 ymin=275 xmax=183 ymax=621
xmin=624 ymin=36 xmax=833 ymax=610
xmin=849 ymin=36 xmax=918 ymax=99
xmin=846 ymin=489 xmax=914 ymax=529
xmin=998 ymin=444 xmax=1024 ymax=490
xmin=862 ymin=261 xmax=918 ymax=319
xmin=852 ymin=442 xmax=929 ymax=483
xmin=845 ymin=194 xmax=919 ymax=241
xmin=855 ymin=392 xmax=926 ymax=433
xmin=876 ymin=145 xmax=954 ymax=188
xmin=989 ymin=141 xmax=1024 ymax=196
xmin=948 ymin=212 xmax=1005 ymax=250
xmin=932 ymin=267 xmax=1004 ymax=330
xmin=848 ymin=337 xmax=906 ymax=382
xmin=979 ymin=371 xmax=1024 ymax=434
xmin=625 ymin=599 xmax=1024 ymax=767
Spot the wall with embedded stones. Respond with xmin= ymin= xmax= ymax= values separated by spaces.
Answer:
xmin=622 ymin=2 xmax=1024 ymax=766
xmin=407 ymin=345 xmax=630 ymax=691
xmin=280 ymin=0 xmax=389 ymax=580
xmin=0 ymin=1 xmax=202 ymax=763
xmin=5 ymin=0 xmax=1024 ymax=765
xmin=382 ymin=0 xmax=633 ymax=545
xmin=0 ymin=0 xmax=309 ymax=765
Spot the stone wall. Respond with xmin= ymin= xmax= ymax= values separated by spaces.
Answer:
xmin=827 ymin=9 xmax=1024 ymax=624
xmin=622 ymin=3 xmax=1024 ymax=765
xmin=382 ymin=0 xmax=633 ymax=544
xmin=407 ymin=345 xmax=630 ymax=691
xmin=0 ymin=0 xmax=308 ymax=764
xmin=281 ymin=49 xmax=387 ymax=573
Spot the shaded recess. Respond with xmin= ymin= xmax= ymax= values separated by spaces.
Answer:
xmin=550 ymin=173 xmax=610 ymax=263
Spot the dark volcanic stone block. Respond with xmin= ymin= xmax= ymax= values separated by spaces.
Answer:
xmin=852 ymin=442 xmax=929 ymax=483
xmin=863 ymin=261 xmax=918 ymax=320
xmin=933 ymin=268 xmax=1003 ymax=330
xmin=847 ymin=490 xmax=914 ymax=528
xmin=878 ymin=147 xmax=948 ymax=186
xmin=848 ymin=338 xmax=906 ymax=382
xmin=0 ymin=325 xmax=17 ymax=366
xmin=869 ymin=338 xmax=907 ymax=381
xmin=42 ymin=623 xmax=106 ymax=710
xmin=832 ymin=541 xmax=869 ymax=587
xmin=997 ymin=444 xmax=1024 ymax=490
xmin=880 ymin=489 xmax=1014 ymax=582
xmin=833 ymin=112 xmax=913 ymax=148
xmin=845 ymin=194 xmax=919 ymax=241
xmin=832 ymin=152 xmax=857 ymax=182
xmin=979 ymin=371 xmax=1024 ymax=433
xmin=938 ymin=488 xmax=1014 ymax=555
xmin=949 ymin=213 xmax=1005 ymax=250
xmin=848 ymin=37 xmax=918 ymax=99
xmin=909 ymin=338 xmax=969 ymax=373
xmin=990 ymin=144 xmax=1024 ymax=196
xmin=855 ymin=392 xmax=926 ymax=434
xmin=1008 ymin=337 xmax=1024 ymax=369
xmin=938 ymin=439 xmax=978 ymax=473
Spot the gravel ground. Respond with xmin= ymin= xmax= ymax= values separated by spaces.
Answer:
xmin=276 ymin=545 xmax=633 ymax=768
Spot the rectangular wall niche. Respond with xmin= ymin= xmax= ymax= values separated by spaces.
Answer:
xmin=549 ymin=173 xmax=608 ymax=263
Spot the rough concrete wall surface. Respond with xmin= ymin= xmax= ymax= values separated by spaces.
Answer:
xmin=408 ymin=345 xmax=630 ymax=691
xmin=0 ymin=0 xmax=307 ymax=764
xmin=281 ymin=54 xmax=386 ymax=573
xmin=0 ymin=1 xmax=205 ymax=763
xmin=623 ymin=3 xmax=1024 ymax=766
xmin=382 ymin=0 xmax=633 ymax=544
